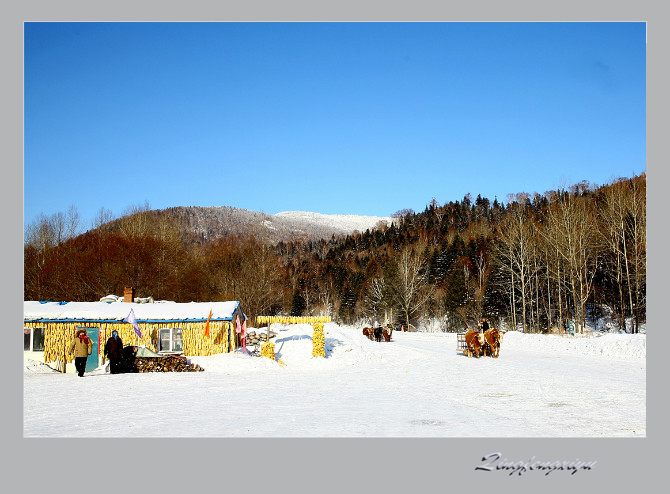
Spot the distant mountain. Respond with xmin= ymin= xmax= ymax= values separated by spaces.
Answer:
xmin=153 ymin=206 xmax=395 ymax=244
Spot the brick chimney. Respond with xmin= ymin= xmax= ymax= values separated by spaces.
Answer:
xmin=123 ymin=287 xmax=135 ymax=303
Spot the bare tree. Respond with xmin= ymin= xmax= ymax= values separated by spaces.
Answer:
xmin=493 ymin=197 xmax=536 ymax=332
xmin=118 ymin=201 xmax=152 ymax=238
xmin=25 ymin=205 xmax=82 ymax=249
xmin=628 ymin=176 xmax=646 ymax=332
xmin=598 ymin=179 xmax=635 ymax=330
xmin=206 ymin=236 xmax=283 ymax=321
xmin=385 ymin=244 xmax=434 ymax=329
xmin=25 ymin=213 xmax=56 ymax=251
xmin=92 ymin=207 xmax=115 ymax=230
xmin=65 ymin=205 xmax=82 ymax=240
xmin=363 ymin=275 xmax=395 ymax=324
xmin=543 ymin=189 xmax=600 ymax=333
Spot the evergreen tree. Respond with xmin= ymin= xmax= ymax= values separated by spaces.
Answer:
xmin=338 ymin=283 xmax=357 ymax=324
xmin=290 ymin=289 xmax=306 ymax=316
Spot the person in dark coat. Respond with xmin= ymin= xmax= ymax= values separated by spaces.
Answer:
xmin=69 ymin=329 xmax=92 ymax=377
xmin=121 ymin=345 xmax=139 ymax=373
xmin=104 ymin=330 xmax=124 ymax=374
xmin=481 ymin=318 xmax=490 ymax=331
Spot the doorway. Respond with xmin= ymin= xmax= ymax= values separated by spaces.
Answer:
xmin=85 ymin=328 xmax=100 ymax=372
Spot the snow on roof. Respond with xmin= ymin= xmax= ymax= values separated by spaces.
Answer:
xmin=24 ymin=300 xmax=241 ymax=322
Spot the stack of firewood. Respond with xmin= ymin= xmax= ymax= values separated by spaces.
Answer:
xmin=135 ymin=356 xmax=204 ymax=373
xmin=245 ymin=330 xmax=277 ymax=346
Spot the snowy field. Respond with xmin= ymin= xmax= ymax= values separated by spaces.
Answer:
xmin=23 ymin=324 xmax=645 ymax=437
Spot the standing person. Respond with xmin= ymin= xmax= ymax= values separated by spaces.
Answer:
xmin=69 ymin=329 xmax=92 ymax=377
xmin=481 ymin=318 xmax=490 ymax=332
xmin=121 ymin=345 xmax=139 ymax=373
xmin=104 ymin=329 xmax=124 ymax=374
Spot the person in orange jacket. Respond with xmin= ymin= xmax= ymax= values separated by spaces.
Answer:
xmin=69 ymin=329 xmax=92 ymax=377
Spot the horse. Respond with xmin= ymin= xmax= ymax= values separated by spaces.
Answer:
xmin=382 ymin=328 xmax=392 ymax=342
xmin=483 ymin=328 xmax=503 ymax=358
xmin=362 ymin=327 xmax=374 ymax=340
xmin=464 ymin=330 xmax=485 ymax=358
xmin=373 ymin=327 xmax=383 ymax=342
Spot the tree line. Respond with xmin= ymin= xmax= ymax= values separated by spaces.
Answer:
xmin=24 ymin=175 xmax=645 ymax=333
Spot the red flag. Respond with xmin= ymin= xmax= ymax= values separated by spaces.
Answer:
xmin=204 ymin=309 xmax=212 ymax=337
xmin=235 ymin=314 xmax=241 ymax=333
xmin=242 ymin=317 xmax=247 ymax=354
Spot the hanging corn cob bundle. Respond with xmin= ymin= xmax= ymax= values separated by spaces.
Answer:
xmin=182 ymin=325 xmax=198 ymax=356
xmin=312 ymin=322 xmax=325 ymax=358
xmin=212 ymin=322 xmax=227 ymax=353
xmin=256 ymin=315 xmax=332 ymax=326
xmin=99 ymin=325 xmax=109 ymax=362
xmin=41 ymin=324 xmax=60 ymax=364
xmin=227 ymin=322 xmax=235 ymax=353
xmin=184 ymin=322 xmax=211 ymax=356
xmin=181 ymin=321 xmax=231 ymax=356
xmin=41 ymin=323 xmax=78 ymax=367
xmin=261 ymin=341 xmax=275 ymax=360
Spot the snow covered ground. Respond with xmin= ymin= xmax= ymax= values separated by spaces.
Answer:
xmin=23 ymin=324 xmax=645 ymax=437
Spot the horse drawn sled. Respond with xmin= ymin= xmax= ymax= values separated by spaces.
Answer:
xmin=362 ymin=325 xmax=393 ymax=342
xmin=457 ymin=327 xmax=503 ymax=358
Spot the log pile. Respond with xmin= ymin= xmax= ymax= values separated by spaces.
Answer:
xmin=245 ymin=330 xmax=277 ymax=346
xmin=134 ymin=356 xmax=204 ymax=373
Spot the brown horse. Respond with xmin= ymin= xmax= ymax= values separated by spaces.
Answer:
xmin=483 ymin=328 xmax=502 ymax=358
xmin=362 ymin=328 xmax=374 ymax=340
xmin=382 ymin=329 xmax=392 ymax=342
xmin=465 ymin=330 xmax=485 ymax=358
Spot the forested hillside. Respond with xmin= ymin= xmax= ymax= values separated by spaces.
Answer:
xmin=24 ymin=174 xmax=646 ymax=333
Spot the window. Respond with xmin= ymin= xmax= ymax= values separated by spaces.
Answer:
xmin=173 ymin=328 xmax=183 ymax=352
xmin=24 ymin=327 xmax=45 ymax=352
xmin=158 ymin=327 xmax=183 ymax=353
xmin=33 ymin=328 xmax=45 ymax=351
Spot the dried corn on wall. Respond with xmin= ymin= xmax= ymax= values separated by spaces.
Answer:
xmin=25 ymin=322 xmax=79 ymax=369
xmin=25 ymin=320 xmax=235 ymax=367
xmin=179 ymin=321 xmax=234 ymax=356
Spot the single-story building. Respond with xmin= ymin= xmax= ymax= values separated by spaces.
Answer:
xmin=24 ymin=300 xmax=246 ymax=373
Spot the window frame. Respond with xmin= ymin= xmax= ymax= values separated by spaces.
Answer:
xmin=24 ymin=327 xmax=45 ymax=352
xmin=158 ymin=327 xmax=183 ymax=353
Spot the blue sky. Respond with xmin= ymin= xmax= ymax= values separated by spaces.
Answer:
xmin=24 ymin=22 xmax=646 ymax=230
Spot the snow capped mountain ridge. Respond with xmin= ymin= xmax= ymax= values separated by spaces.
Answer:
xmin=156 ymin=206 xmax=396 ymax=244
xmin=273 ymin=211 xmax=394 ymax=234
